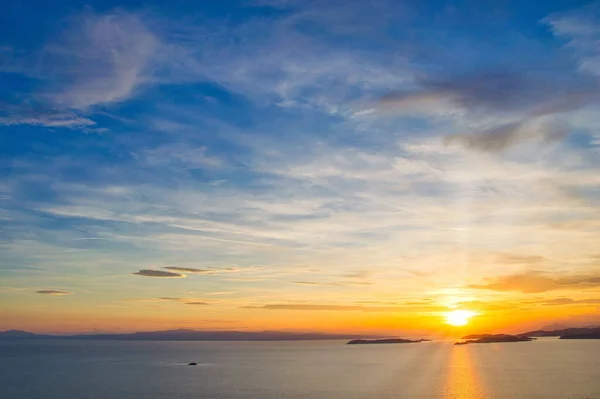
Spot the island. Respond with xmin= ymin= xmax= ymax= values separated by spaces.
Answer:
xmin=454 ymin=334 xmax=535 ymax=345
xmin=347 ymin=338 xmax=430 ymax=345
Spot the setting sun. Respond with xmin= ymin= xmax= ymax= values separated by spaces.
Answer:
xmin=444 ymin=310 xmax=477 ymax=326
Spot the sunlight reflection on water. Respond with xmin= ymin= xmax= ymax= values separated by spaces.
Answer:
xmin=444 ymin=346 xmax=487 ymax=399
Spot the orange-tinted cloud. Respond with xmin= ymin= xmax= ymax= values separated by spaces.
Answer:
xmin=468 ymin=271 xmax=600 ymax=293
xmin=241 ymin=303 xmax=445 ymax=312
xmin=540 ymin=298 xmax=600 ymax=306
xmin=164 ymin=267 xmax=216 ymax=274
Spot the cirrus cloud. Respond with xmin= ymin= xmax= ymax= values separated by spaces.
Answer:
xmin=468 ymin=271 xmax=600 ymax=293
xmin=164 ymin=266 xmax=216 ymax=274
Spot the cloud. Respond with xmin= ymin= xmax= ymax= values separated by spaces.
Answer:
xmin=342 ymin=270 xmax=374 ymax=285
xmin=163 ymin=267 xmax=216 ymax=274
xmin=136 ymin=144 xmax=223 ymax=170
xmin=534 ymin=297 xmax=600 ymax=306
xmin=164 ymin=1 xmax=410 ymax=114
xmin=122 ymin=297 xmax=181 ymax=303
xmin=468 ymin=271 xmax=600 ymax=293
xmin=293 ymin=281 xmax=341 ymax=286
xmin=132 ymin=269 xmax=185 ymax=278
xmin=0 ymin=110 xmax=96 ymax=129
xmin=379 ymin=69 xmax=598 ymax=152
xmin=45 ymin=11 xmax=159 ymax=109
xmin=541 ymin=298 xmax=575 ymax=306
xmin=494 ymin=254 xmax=546 ymax=265
xmin=380 ymin=70 xmax=595 ymax=116
xmin=36 ymin=290 xmax=72 ymax=296
xmin=241 ymin=303 xmax=444 ymax=312
xmin=0 ymin=10 xmax=160 ymax=132
xmin=444 ymin=119 xmax=566 ymax=153
xmin=123 ymin=297 xmax=213 ymax=304
xmin=468 ymin=272 xmax=559 ymax=293
xmin=545 ymin=3 xmax=600 ymax=76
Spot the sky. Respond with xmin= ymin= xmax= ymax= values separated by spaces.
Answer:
xmin=1 ymin=0 xmax=599 ymax=335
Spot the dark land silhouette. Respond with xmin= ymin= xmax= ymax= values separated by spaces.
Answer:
xmin=455 ymin=334 xmax=535 ymax=345
xmin=347 ymin=338 xmax=430 ymax=345
xmin=0 ymin=329 xmax=382 ymax=341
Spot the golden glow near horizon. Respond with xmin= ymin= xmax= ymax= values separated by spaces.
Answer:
xmin=444 ymin=310 xmax=477 ymax=327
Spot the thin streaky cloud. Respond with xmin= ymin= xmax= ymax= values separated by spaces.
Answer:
xmin=241 ymin=303 xmax=446 ymax=312
xmin=163 ymin=267 xmax=217 ymax=274
xmin=132 ymin=269 xmax=185 ymax=278
xmin=36 ymin=290 xmax=73 ymax=296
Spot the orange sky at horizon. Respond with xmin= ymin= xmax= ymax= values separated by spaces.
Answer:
xmin=2 ymin=286 xmax=598 ymax=336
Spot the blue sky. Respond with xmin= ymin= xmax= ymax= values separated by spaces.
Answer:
xmin=1 ymin=0 xmax=600 ymax=333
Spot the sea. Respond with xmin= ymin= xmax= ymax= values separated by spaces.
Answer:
xmin=0 ymin=338 xmax=598 ymax=399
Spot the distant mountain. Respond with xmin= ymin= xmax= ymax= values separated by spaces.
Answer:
xmin=521 ymin=326 xmax=600 ymax=338
xmin=0 ymin=329 xmax=381 ymax=341
xmin=0 ymin=330 xmax=48 ymax=338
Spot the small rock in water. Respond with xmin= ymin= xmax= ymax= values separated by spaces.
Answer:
xmin=188 ymin=362 xmax=197 ymax=366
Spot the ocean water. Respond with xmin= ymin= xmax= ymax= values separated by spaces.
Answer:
xmin=0 ymin=338 xmax=598 ymax=399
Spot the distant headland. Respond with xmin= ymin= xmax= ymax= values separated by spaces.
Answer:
xmin=347 ymin=338 xmax=430 ymax=345
xmin=0 ymin=329 xmax=383 ymax=342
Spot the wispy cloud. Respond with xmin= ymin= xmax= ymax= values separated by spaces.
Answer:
xmin=241 ymin=303 xmax=445 ymax=312
xmin=545 ymin=3 xmax=600 ymax=76
xmin=45 ymin=11 xmax=159 ymax=110
xmin=378 ymin=69 xmax=599 ymax=152
xmin=468 ymin=271 xmax=600 ymax=293
xmin=0 ymin=10 xmax=163 ymax=135
xmin=132 ymin=269 xmax=185 ymax=278
xmin=36 ymin=290 xmax=72 ymax=296
xmin=0 ymin=110 xmax=96 ymax=129
xmin=123 ymin=297 xmax=212 ymax=305
xmin=538 ymin=297 xmax=600 ymax=306
xmin=444 ymin=119 xmax=566 ymax=153
xmin=293 ymin=281 xmax=341 ymax=286
xmin=163 ymin=267 xmax=216 ymax=274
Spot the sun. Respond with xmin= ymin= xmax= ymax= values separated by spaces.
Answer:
xmin=444 ymin=310 xmax=477 ymax=326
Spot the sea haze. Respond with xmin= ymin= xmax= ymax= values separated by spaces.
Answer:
xmin=0 ymin=338 xmax=598 ymax=399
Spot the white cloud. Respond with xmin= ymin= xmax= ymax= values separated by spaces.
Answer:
xmin=162 ymin=4 xmax=412 ymax=114
xmin=46 ymin=11 xmax=159 ymax=109
xmin=0 ymin=111 xmax=96 ymax=129
xmin=545 ymin=3 xmax=600 ymax=76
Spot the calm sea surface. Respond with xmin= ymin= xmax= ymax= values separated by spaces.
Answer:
xmin=0 ymin=338 xmax=598 ymax=399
